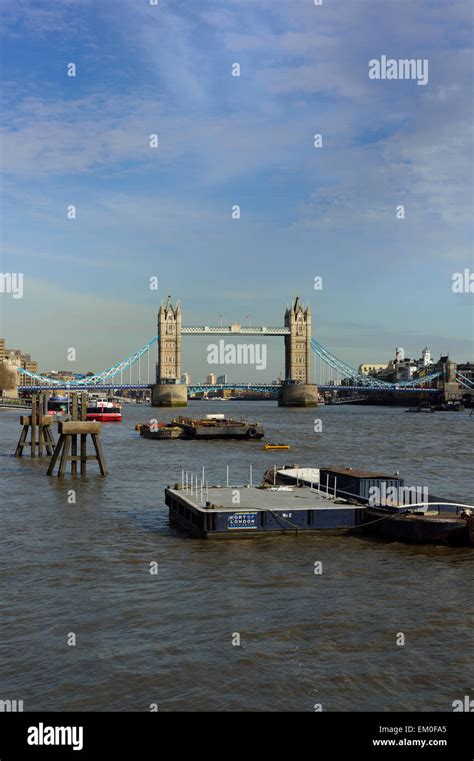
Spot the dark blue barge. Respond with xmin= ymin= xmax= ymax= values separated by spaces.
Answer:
xmin=164 ymin=485 xmax=367 ymax=539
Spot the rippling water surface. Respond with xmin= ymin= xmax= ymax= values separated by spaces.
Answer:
xmin=0 ymin=402 xmax=472 ymax=711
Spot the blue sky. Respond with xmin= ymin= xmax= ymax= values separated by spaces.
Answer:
xmin=1 ymin=0 xmax=473 ymax=381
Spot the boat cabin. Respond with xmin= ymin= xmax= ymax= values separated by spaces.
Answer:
xmin=319 ymin=467 xmax=405 ymax=504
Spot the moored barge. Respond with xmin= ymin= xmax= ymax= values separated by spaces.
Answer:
xmin=363 ymin=505 xmax=473 ymax=546
xmin=165 ymin=483 xmax=366 ymax=539
xmin=246 ymin=465 xmax=474 ymax=546
xmin=141 ymin=414 xmax=264 ymax=440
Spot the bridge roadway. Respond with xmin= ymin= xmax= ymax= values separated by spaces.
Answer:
xmin=17 ymin=383 xmax=439 ymax=394
xmin=181 ymin=326 xmax=290 ymax=335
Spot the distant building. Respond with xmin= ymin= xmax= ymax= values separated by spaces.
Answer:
xmin=395 ymin=347 xmax=405 ymax=362
xmin=1 ymin=351 xmax=21 ymax=397
xmin=216 ymin=374 xmax=228 ymax=384
xmin=358 ymin=363 xmax=388 ymax=375
xmin=0 ymin=339 xmax=39 ymax=391
xmin=20 ymin=358 xmax=39 ymax=387
xmin=42 ymin=370 xmax=75 ymax=383
xmin=181 ymin=371 xmax=191 ymax=385
xmin=206 ymin=373 xmax=216 ymax=385
xmin=395 ymin=358 xmax=418 ymax=382
xmin=457 ymin=362 xmax=474 ymax=383
xmin=396 ymin=347 xmax=432 ymax=381
xmin=362 ymin=347 xmax=434 ymax=384
xmin=418 ymin=346 xmax=432 ymax=369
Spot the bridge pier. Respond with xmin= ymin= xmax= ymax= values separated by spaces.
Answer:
xmin=278 ymin=383 xmax=318 ymax=407
xmin=151 ymin=383 xmax=188 ymax=408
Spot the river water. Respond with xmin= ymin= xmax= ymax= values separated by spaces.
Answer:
xmin=0 ymin=401 xmax=472 ymax=711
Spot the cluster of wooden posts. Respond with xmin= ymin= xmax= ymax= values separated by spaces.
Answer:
xmin=15 ymin=392 xmax=107 ymax=476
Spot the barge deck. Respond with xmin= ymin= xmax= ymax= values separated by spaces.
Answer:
xmin=165 ymin=485 xmax=366 ymax=539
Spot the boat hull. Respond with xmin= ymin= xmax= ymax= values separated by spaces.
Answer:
xmin=140 ymin=426 xmax=182 ymax=439
xmin=86 ymin=413 xmax=121 ymax=422
xmin=180 ymin=424 xmax=263 ymax=439
xmin=363 ymin=508 xmax=471 ymax=546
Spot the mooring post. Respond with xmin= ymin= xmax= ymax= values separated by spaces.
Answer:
xmin=14 ymin=418 xmax=29 ymax=457
xmin=80 ymin=434 xmax=86 ymax=475
xmin=58 ymin=434 xmax=71 ymax=477
xmin=14 ymin=392 xmax=55 ymax=458
xmin=71 ymin=393 xmax=78 ymax=420
xmin=30 ymin=394 xmax=37 ymax=458
xmin=80 ymin=393 xmax=88 ymax=475
xmin=90 ymin=432 xmax=108 ymax=476
xmin=81 ymin=392 xmax=87 ymax=421
xmin=70 ymin=393 xmax=78 ymax=475
xmin=37 ymin=394 xmax=44 ymax=457
xmin=46 ymin=421 xmax=107 ymax=477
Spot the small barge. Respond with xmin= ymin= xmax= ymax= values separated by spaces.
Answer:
xmin=141 ymin=414 xmax=264 ymax=440
xmin=140 ymin=423 xmax=182 ymax=439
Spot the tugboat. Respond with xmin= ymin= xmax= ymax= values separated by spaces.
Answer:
xmin=86 ymin=397 xmax=122 ymax=422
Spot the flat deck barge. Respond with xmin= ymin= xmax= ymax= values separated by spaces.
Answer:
xmin=141 ymin=414 xmax=264 ymax=440
xmin=165 ymin=485 xmax=366 ymax=539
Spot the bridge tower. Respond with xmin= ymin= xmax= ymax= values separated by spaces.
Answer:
xmin=439 ymin=357 xmax=460 ymax=401
xmin=279 ymin=294 xmax=318 ymax=407
xmin=151 ymin=293 xmax=187 ymax=407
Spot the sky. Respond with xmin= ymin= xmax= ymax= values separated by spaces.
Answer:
xmin=0 ymin=0 xmax=473 ymax=382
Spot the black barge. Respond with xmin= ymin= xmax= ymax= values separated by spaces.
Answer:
xmin=262 ymin=466 xmax=474 ymax=546
xmin=141 ymin=414 xmax=264 ymax=440
xmin=165 ymin=484 xmax=366 ymax=539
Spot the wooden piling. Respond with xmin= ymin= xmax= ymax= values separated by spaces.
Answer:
xmin=15 ymin=393 xmax=55 ymax=458
xmin=31 ymin=395 xmax=37 ymax=458
xmin=46 ymin=421 xmax=108 ymax=477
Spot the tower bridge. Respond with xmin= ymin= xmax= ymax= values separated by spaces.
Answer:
xmin=15 ymin=291 xmax=468 ymax=405
xmin=154 ymin=293 xmax=316 ymax=406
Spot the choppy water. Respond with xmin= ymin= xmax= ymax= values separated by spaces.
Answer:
xmin=0 ymin=401 xmax=472 ymax=711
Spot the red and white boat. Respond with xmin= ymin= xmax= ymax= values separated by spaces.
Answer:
xmin=86 ymin=398 xmax=122 ymax=422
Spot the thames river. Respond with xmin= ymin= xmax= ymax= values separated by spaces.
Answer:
xmin=0 ymin=401 xmax=472 ymax=711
